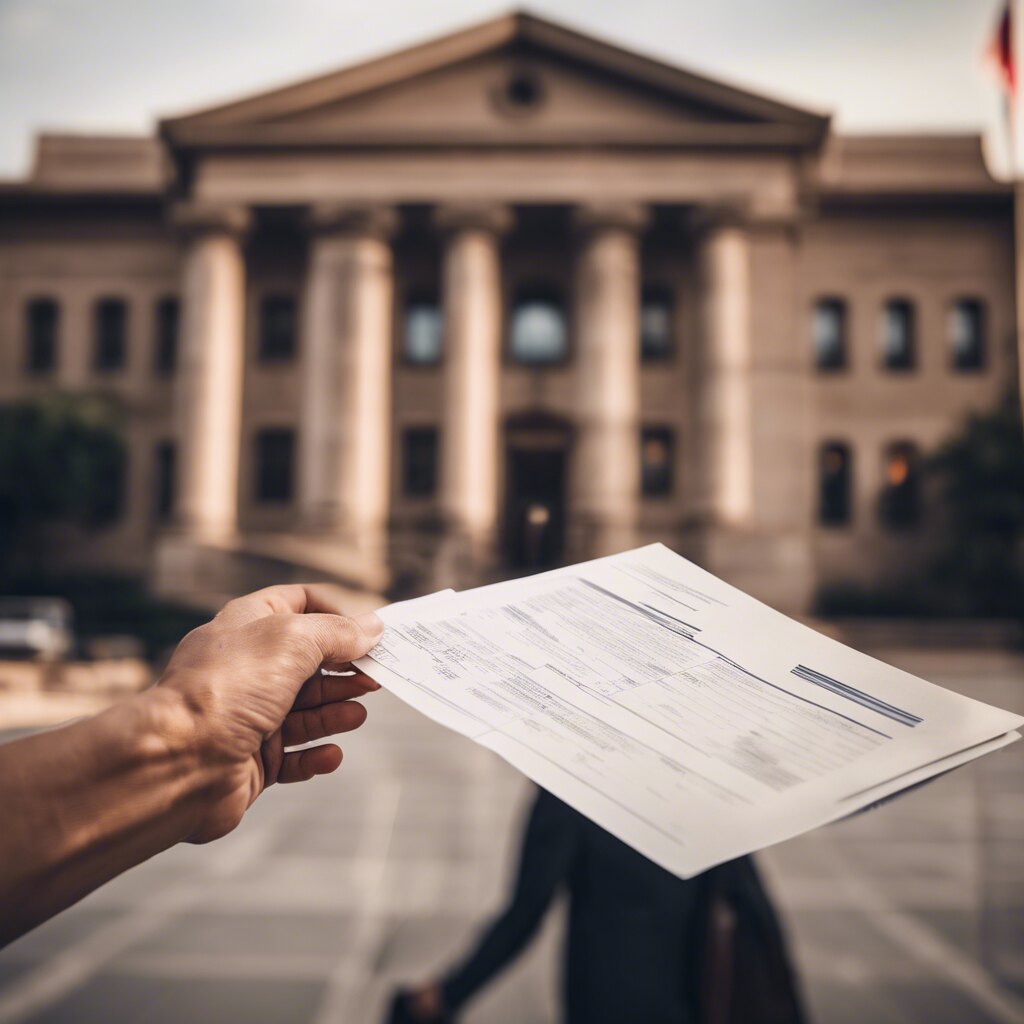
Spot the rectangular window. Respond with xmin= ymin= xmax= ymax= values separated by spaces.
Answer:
xmin=93 ymin=448 xmax=127 ymax=524
xmin=950 ymin=299 xmax=985 ymax=371
xmin=641 ymin=427 xmax=674 ymax=497
xmin=154 ymin=297 xmax=179 ymax=376
xmin=813 ymin=298 xmax=846 ymax=371
xmin=819 ymin=442 xmax=852 ymax=526
xmin=25 ymin=298 xmax=59 ymax=375
xmin=403 ymin=295 xmax=443 ymax=365
xmin=879 ymin=441 xmax=921 ymax=529
xmin=640 ymin=287 xmax=674 ymax=362
xmin=255 ymin=428 xmax=295 ymax=503
xmin=258 ymin=295 xmax=297 ymax=362
xmin=94 ymin=298 xmax=127 ymax=372
xmin=403 ymin=427 xmax=438 ymax=497
xmin=154 ymin=441 xmax=175 ymax=520
xmin=881 ymin=299 xmax=915 ymax=371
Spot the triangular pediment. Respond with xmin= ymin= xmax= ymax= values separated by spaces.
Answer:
xmin=161 ymin=12 xmax=829 ymax=149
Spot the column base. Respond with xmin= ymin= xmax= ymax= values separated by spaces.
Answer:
xmin=150 ymin=529 xmax=389 ymax=610
xmin=566 ymin=514 xmax=638 ymax=564
xmin=694 ymin=526 xmax=815 ymax=615
xmin=430 ymin=524 xmax=500 ymax=592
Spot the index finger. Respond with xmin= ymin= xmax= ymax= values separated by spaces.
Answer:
xmin=214 ymin=583 xmax=355 ymax=628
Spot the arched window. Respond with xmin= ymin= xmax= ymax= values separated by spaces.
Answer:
xmin=949 ymin=298 xmax=985 ymax=371
xmin=509 ymin=288 xmax=567 ymax=365
xmin=403 ymin=294 xmax=443 ymax=365
xmin=879 ymin=441 xmax=921 ymax=529
xmin=880 ymin=299 xmax=915 ymax=371
xmin=25 ymin=297 xmax=59 ymax=375
xmin=640 ymin=287 xmax=674 ymax=362
xmin=94 ymin=297 xmax=127 ymax=372
xmin=818 ymin=442 xmax=852 ymax=526
xmin=258 ymin=294 xmax=297 ymax=362
xmin=813 ymin=297 xmax=846 ymax=371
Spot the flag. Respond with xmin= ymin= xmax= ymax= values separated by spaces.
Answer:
xmin=987 ymin=1 xmax=1016 ymax=99
xmin=986 ymin=1 xmax=1018 ymax=175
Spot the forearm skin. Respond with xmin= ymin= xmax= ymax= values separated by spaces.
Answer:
xmin=0 ymin=687 xmax=212 ymax=947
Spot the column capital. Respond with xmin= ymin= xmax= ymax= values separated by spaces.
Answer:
xmin=572 ymin=201 xmax=649 ymax=236
xmin=433 ymin=202 xmax=514 ymax=237
xmin=170 ymin=201 xmax=252 ymax=238
xmin=305 ymin=203 xmax=398 ymax=240
xmin=687 ymin=198 xmax=802 ymax=236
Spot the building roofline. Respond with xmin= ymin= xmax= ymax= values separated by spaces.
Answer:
xmin=159 ymin=9 xmax=830 ymax=148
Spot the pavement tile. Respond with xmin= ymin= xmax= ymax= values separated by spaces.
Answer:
xmin=0 ymin=961 xmax=37 ymax=990
xmin=2 ymin=653 xmax=1023 ymax=1023
xmin=24 ymin=973 xmax=325 ymax=1024
xmin=131 ymin=911 xmax=357 ymax=960
xmin=0 ymin=909 xmax=123 ymax=963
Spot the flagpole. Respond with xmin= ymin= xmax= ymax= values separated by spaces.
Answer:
xmin=1013 ymin=0 xmax=1024 ymax=426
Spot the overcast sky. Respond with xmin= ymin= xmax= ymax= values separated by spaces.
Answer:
xmin=0 ymin=0 xmax=1011 ymax=178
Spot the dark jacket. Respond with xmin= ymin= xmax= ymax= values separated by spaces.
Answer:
xmin=441 ymin=788 xmax=806 ymax=1024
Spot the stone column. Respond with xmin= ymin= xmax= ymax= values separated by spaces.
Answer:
xmin=569 ymin=202 xmax=648 ymax=558
xmin=435 ymin=204 xmax=512 ymax=569
xmin=299 ymin=204 xmax=396 ymax=552
xmin=172 ymin=202 xmax=250 ymax=542
xmin=696 ymin=218 xmax=753 ymax=527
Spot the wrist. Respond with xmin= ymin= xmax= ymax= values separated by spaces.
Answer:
xmin=131 ymin=685 xmax=216 ymax=831
xmin=136 ymin=685 xmax=201 ymax=770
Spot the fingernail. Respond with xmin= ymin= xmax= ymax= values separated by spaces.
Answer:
xmin=353 ymin=611 xmax=384 ymax=636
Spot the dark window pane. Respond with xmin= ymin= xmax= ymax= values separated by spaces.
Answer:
xmin=879 ymin=441 xmax=921 ymax=529
xmin=819 ymin=442 xmax=851 ymax=526
xmin=93 ymin=449 xmax=127 ymax=523
xmin=154 ymin=441 xmax=175 ymax=520
xmin=403 ymin=427 xmax=438 ymax=497
xmin=510 ymin=289 xmax=567 ymax=365
xmin=94 ymin=298 xmax=127 ymax=372
xmin=255 ymin=428 xmax=295 ymax=503
xmin=813 ymin=298 xmax=846 ymax=371
xmin=259 ymin=295 xmax=297 ymax=362
xmin=154 ymin=297 xmax=179 ymax=376
xmin=641 ymin=427 xmax=674 ymax=497
xmin=25 ymin=298 xmax=59 ymax=375
xmin=950 ymin=299 xmax=985 ymax=371
xmin=881 ymin=299 xmax=915 ymax=370
xmin=641 ymin=288 xmax=674 ymax=362
xmin=403 ymin=298 xmax=442 ymax=365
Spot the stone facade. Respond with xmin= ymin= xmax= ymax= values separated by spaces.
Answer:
xmin=0 ymin=13 xmax=1014 ymax=610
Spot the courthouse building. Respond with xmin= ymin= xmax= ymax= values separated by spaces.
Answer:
xmin=0 ymin=13 xmax=1015 ymax=610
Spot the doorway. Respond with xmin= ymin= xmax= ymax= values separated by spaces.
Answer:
xmin=504 ymin=416 xmax=570 ymax=569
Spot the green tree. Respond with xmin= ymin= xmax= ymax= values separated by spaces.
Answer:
xmin=0 ymin=394 xmax=126 ymax=580
xmin=928 ymin=393 xmax=1024 ymax=617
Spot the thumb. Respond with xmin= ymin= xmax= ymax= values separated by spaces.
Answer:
xmin=299 ymin=611 xmax=385 ymax=670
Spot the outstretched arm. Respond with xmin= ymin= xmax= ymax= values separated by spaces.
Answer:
xmin=439 ymin=790 xmax=578 ymax=1014
xmin=0 ymin=584 xmax=384 ymax=947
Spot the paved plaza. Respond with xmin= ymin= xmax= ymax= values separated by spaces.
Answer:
xmin=0 ymin=646 xmax=1022 ymax=1024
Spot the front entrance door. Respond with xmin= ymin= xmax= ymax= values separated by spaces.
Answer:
xmin=504 ymin=418 xmax=569 ymax=569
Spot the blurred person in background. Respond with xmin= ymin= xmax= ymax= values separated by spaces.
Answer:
xmin=389 ymin=787 xmax=805 ymax=1024
xmin=0 ymin=584 xmax=384 ymax=947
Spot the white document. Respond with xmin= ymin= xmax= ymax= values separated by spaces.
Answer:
xmin=356 ymin=544 xmax=1023 ymax=878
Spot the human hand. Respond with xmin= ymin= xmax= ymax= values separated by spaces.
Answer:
xmin=155 ymin=584 xmax=384 ymax=843
xmin=407 ymin=982 xmax=446 ymax=1021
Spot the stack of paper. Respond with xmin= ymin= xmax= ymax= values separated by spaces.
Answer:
xmin=355 ymin=544 xmax=1022 ymax=878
